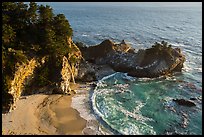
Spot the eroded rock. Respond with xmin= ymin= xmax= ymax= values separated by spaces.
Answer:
xmin=2 ymin=58 xmax=38 ymax=113
xmin=80 ymin=39 xmax=185 ymax=78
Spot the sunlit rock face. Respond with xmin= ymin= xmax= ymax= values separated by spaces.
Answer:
xmin=80 ymin=39 xmax=185 ymax=78
xmin=60 ymin=56 xmax=72 ymax=94
xmin=4 ymin=59 xmax=38 ymax=112
xmin=2 ymin=38 xmax=83 ymax=113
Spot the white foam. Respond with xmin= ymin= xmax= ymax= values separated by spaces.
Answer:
xmin=94 ymin=88 xmax=116 ymax=95
xmin=121 ymin=123 xmax=141 ymax=135
xmin=168 ymin=42 xmax=186 ymax=48
xmin=92 ymin=88 xmax=156 ymax=135
xmin=91 ymin=72 xmax=158 ymax=135
xmin=82 ymin=34 xmax=89 ymax=37
xmin=194 ymin=67 xmax=202 ymax=72
xmin=137 ymin=77 xmax=152 ymax=81
xmin=114 ymin=83 xmax=129 ymax=89
xmin=71 ymin=94 xmax=96 ymax=121
xmin=114 ymin=79 xmax=118 ymax=84
xmin=96 ymin=81 xmax=107 ymax=88
xmin=119 ymin=122 xmax=156 ymax=135
xmin=162 ymin=97 xmax=176 ymax=107
xmin=123 ymin=73 xmax=135 ymax=81
xmin=72 ymin=94 xmax=114 ymax=135
xmin=100 ymin=72 xmax=119 ymax=81
xmin=182 ymin=62 xmax=193 ymax=72
xmin=117 ymin=101 xmax=153 ymax=122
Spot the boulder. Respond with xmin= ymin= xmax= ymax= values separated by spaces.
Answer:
xmin=173 ymin=99 xmax=196 ymax=107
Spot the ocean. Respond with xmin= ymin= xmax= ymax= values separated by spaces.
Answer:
xmin=43 ymin=3 xmax=202 ymax=135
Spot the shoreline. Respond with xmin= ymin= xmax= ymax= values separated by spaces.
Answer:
xmin=71 ymin=83 xmax=115 ymax=135
xmin=2 ymin=82 xmax=113 ymax=135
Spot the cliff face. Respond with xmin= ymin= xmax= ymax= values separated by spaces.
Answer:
xmin=3 ymin=38 xmax=82 ymax=113
xmin=5 ymin=58 xmax=38 ymax=112
xmin=60 ymin=56 xmax=72 ymax=94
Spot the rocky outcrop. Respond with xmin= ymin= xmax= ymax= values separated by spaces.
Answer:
xmin=80 ymin=39 xmax=185 ymax=78
xmin=50 ymin=38 xmax=82 ymax=94
xmin=173 ymin=99 xmax=196 ymax=107
xmin=51 ymin=39 xmax=82 ymax=94
xmin=60 ymin=56 xmax=72 ymax=94
xmin=80 ymin=39 xmax=134 ymax=63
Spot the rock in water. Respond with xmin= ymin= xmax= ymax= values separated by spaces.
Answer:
xmin=172 ymin=99 xmax=196 ymax=107
xmin=80 ymin=39 xmax=185 ymax=78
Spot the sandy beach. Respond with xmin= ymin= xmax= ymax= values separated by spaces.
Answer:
xmin=2 ymin=83 xmax=112 ymax=135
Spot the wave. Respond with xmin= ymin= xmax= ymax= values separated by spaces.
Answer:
xmin=182 ymin=62 xmax=193 ymax=72
xmin=90 ymin=68 xmax=202 ymax=135
xmin=82 ymin=34 xmax=89 ymax=37
xmin=71 ymin=94 xmax=115 ymax=135
xmin=137 ymin=75 xmax=167 ymax=82
xmin=182 ymin=60 xmax=202 ymax=74
xmin=91 ymin=72 xmax=157 ymax=135
xmin=184 ymin=49 xmax=202 ymax=56
xmin=91 ymin=88 xmax=156 ymax=135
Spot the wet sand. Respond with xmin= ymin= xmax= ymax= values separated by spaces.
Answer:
xmin=2 ymin=83 xmax=89 ymax=135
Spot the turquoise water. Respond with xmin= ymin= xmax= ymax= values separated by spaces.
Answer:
xmin=92 ymin=72 xmax=202 ymax=135
xmin=39 ymin=3 xmax=202 ymax=135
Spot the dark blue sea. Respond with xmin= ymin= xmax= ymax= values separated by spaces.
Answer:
xmin=41 ymin=3 xmax=202 ymax=135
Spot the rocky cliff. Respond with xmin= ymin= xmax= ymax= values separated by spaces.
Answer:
xmin=2 ymin=38 xmax=82 ymax=113
xmin=4 ymin=58 xmax=38 ymax=112
xmin=60 ymin=56 xmax=73 ymax=94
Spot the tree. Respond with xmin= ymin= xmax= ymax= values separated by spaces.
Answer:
xmin=2 ymin=2 xmax=83 ymax=112
xmin=2 ymin=1 xmax=81 ymax=91
xmin=38 ymin=5 xmax=54 ymax=27
xmin=53 ymin=14 xmax=73 ymax=38
xmin=28 ymin=2 xmax=38 ymax=24
xmin=2 ymin=24 xmax=16 ymax=47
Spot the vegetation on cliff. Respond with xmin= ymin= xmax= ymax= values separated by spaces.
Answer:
xmin=2 ymin=2 xmax=82 ymax=112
